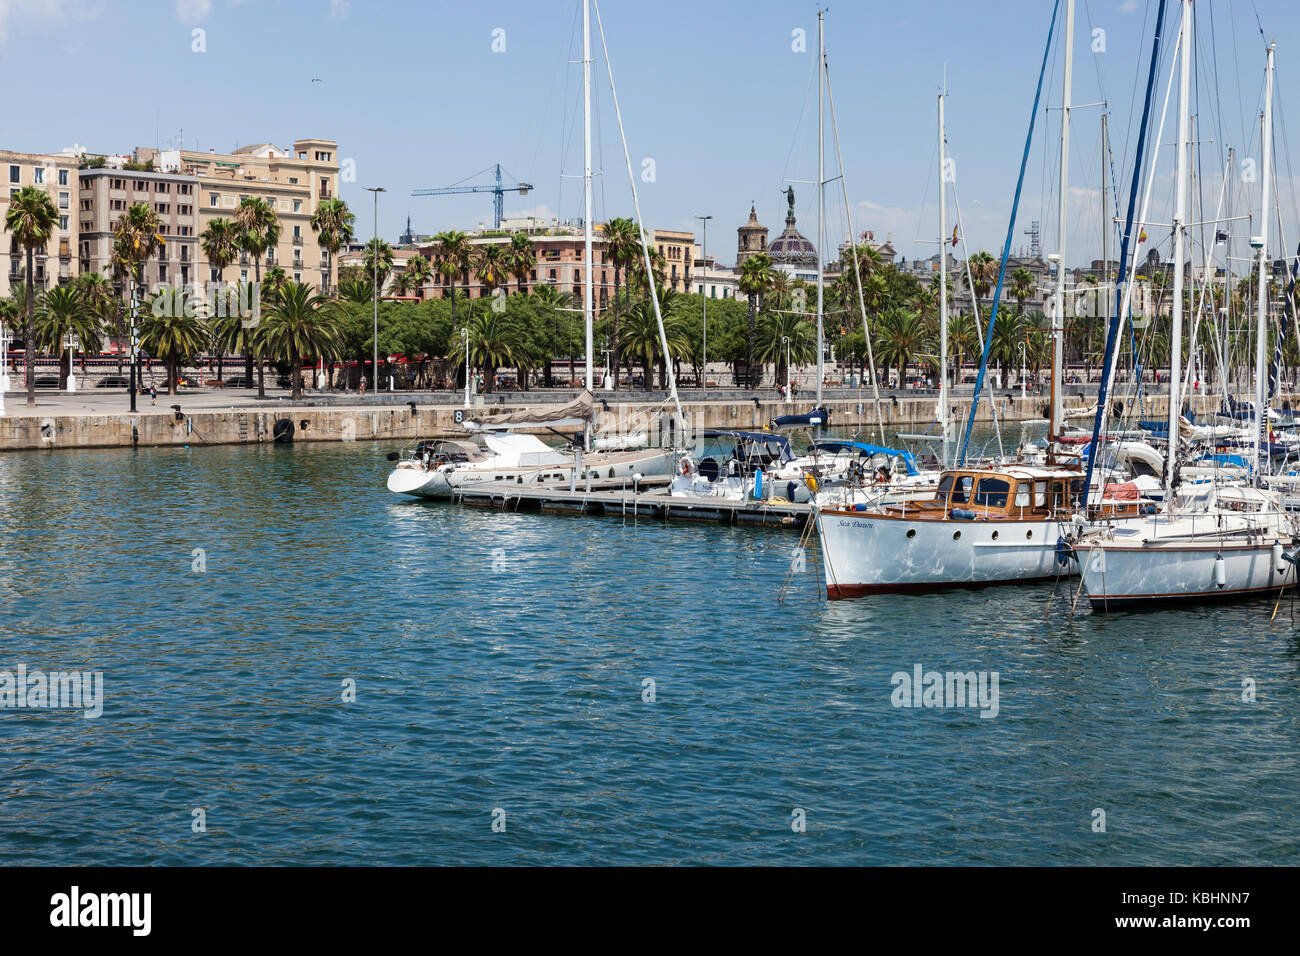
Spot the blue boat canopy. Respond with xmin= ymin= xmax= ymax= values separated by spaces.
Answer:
xmin=809 ymin=440 xmax=920 ymax=477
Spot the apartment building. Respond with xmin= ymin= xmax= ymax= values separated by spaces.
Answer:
xmin=135 ymin=138 xmax=340 ymax=287
xmin=652 ymin=228 xmax=695 ymax=293
xmin=418 ymin=229 xmax=617 ymax=313
xmin=77 ymin=167 xmax=200 ymax=289
xmin=1 ymin=148 xmax=80 ymax=298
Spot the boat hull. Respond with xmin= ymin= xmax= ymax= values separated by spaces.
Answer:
xmin=1079 ymin=539 xmax=1296 ymax=610
xmin=817 ymin=509 xmax=1074 ymax=598
xmin=387 ymin=448 xmax=674 ymax=501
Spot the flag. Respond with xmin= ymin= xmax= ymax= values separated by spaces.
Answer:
xmin=951 ymin=226 xmax=959 ymax=247
xmin=1138 ymin=229 xmax=1148 ymax=243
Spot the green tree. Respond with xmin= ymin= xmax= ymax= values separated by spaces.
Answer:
xmin=310 ymin=198 xmax=354 ymax=296
xmin=236 ymin=196 xmax=281 ymax=397
xmin=738 ymin=252 xmax=775 ymax=387
xmin=461 ymin=304 xmax=523 ymax=393
xmin=110 ymin=203 xmax=165 ymax=400
xmin=507 ymin=232 xmax=537 ymax=295
xmin=36 ymin=285 xmax=101 ymax=387
xmin=362 ymin=237 xmax=394 ymax=292
xmin=141 ymin=288 xmax=208 ymax=394
xmin=432 ymin=229 xmax=471 ymax=326
xmin=200 ymin=217 xmax=240 ymax=286
xmin=3 ymin=186 xmax=59 ymax=405
xmin=257 ymin=281 xmax=341 ymax=400
xmin=602 ymin=217 xmax=641 ymax=390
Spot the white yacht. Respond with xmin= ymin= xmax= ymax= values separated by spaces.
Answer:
xmin=386 ymin=392 xmax=673 ymax=500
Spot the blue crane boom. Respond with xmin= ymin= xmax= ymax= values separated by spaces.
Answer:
xmin=412 ymin=164 xmax=533 ymax=230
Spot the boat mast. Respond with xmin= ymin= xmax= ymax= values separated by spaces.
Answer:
xmin=1049 ymin=0 xmax=1074 ymax=453
xmin=1100 ymin=111 xmax=1109 ymax=349
xmin=816 ymin=9 xmax=825 ymax=410
xmin=1253 ymin=42 xmax=1276 ymax=484
xmin=582 ymin=0 xmax=594 ymax=399
xmin=938 ymin=89 xmax=950 ymax=465
xmin=1164 ymin=0 xmax=1191 ymax=502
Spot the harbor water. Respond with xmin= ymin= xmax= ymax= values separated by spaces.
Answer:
xmin=1 ymin=440 xmax=1298 ymax=865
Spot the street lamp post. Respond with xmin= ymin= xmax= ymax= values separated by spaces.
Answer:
xmin=1020 ymin=343 xmax=1027 ymax=400
xmin=365 ymin=186 xmax=386 ymax=394
xmin=782 ymin=335 xmax=791 ymax=403
xmin=0 ymin=323 xmax=10 ymax=417
xmin=64 ymin=331 xmax=80 ymax=393
xmin=462 ymin=327 xmax=471 ymax=408
xmin=695 ymin=214 xmax=712 ymax=391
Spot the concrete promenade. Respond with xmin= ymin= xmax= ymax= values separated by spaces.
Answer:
xmin=0 ymin=383 xmax=1268 ymax=453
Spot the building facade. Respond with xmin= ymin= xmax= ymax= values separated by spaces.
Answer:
xmin=77 ymin=167 xmax=200 ymax=290
xmin=135 ymin=138 xmax=340 ymax=288
xmin=2 ymin=148 xmax=80 ymax=298
xmin=651 ymin=228 xmax=695 ymax=293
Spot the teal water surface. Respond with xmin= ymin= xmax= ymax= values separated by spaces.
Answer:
xmin=1 ymin=441 xmax=1297 ymax=865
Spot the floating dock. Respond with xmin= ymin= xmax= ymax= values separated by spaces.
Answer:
xmin=453 ymin=477 xmax=812 ymax=528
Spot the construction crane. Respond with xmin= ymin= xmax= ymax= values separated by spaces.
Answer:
xmin=412 ymin=164 xmax=533 ymax=231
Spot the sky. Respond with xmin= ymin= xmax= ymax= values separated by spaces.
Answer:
xmin=2 ymin=0 xmax=1299 ymax=271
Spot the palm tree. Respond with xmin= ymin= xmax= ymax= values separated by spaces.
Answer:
xmin=968 ymin=250 xmax=999 ymax=302
xmin=472 ymin=243 xmax=507 ymax=299
xmin=338 ymin=277 xmax=374 ymax=304
xmin=1009 ymin=267 xmax=1036 ymax=311
xmin=3 ymin=186 xmax=59 ymax=405
xmin=462 ymin=305 xmax=523 ymax=393
xmin=756 ymin=309 xmax=815 ymax=390
xmin=946 ymin=312 xmax=979 ymax=386
xmin=432 ymin=229 xmax=471 ymax=324
xmin=36 ymin=286 xmax=101 ymax=387
xmin=140 ymin=288 xmax=208 ymax=394
xmin=235 ymin=196 xmax=281 ymax=397
xmin=738 ymin=252 xmax=775 ymax=388
xmin=507 ymin=232 xmax=536 ymax=295
xmin=200 ymin=217 xmax=240 ymax=287
xmin=262 ymin=266 xmax=289 ymax=306
xmin=111 ymin=203 xmax=165 ymax=400
xmin=603 ymin=217 xmax=641 ymax=390
xmin=362 ymin=238 xmax=394 ymax=292
xmin=74 ymin=271 xmax=120 ymax=365
xmin=875 ymin=307 xmax=934 ymax=387
xmin=310 ymin=197 xmax=354 ymax=297
xmin=404 ymin=254 xmax=432 ymax=299
xmin=257 ymin=281 xmax=341 ymax=400
xmin=618 ymin=299 xmax=690 ymax=389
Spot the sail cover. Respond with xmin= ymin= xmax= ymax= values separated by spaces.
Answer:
xmin=769 ymin=406 xmax=830 ymax=429
xmin=464 ymin=390 xmax=595 ymax=431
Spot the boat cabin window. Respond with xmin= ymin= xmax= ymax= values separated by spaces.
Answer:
xmin=1014 ymin=484 xmax=1031 ymax=509
xmin=942 ymin=474 xmax=973 ymax=504
xmin=1034 ymin=481 xmax=1047 ymax=507
xmin=1048 ymin=481 xmax=1067 ymax=512
xmin=1069 ymin=479 xmax=1085 ymax=507
xmin=974 ymin=477 xmax=1011 ymax=509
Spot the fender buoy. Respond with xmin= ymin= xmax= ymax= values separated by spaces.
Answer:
xmin=753 ymin=468 xmax=764 ymax=500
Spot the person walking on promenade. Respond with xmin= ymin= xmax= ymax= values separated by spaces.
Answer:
xmin=149 ymin=384 xmax=157 ymax=406
xmin=360 ymin=374 xmax=368 ymax=396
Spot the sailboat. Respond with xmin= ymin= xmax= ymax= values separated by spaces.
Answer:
xmin=1074 ymin=9 xmax=1299 ymax=608
xmin=387 ymin=0 xmax=676 ymax=500
xmin=816 ymin=0 xmax=1126 ymax=596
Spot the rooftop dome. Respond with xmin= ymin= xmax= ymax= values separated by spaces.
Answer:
xmin=768 ymin=186 xmax=817 ymax=265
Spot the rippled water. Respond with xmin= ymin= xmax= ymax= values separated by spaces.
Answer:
xmin=1 ymin=440 xmax=1298 ymax=865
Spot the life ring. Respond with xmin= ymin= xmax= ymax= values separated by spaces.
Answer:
xmin=680 ymin=457 xmax=694 ymax=476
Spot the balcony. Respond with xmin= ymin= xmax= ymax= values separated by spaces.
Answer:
xmin=292 ymin=235 xmax=303 ymax=245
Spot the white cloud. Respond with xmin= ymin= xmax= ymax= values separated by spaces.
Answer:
xmin=329 ymin=0 xmax=350 ymax=18
xmin=1120 ymin=0 xmax=1139 ymax=14
xmin=0 ymin=0 xmax=88 ymax=44
xmin=175 ymin=0 xmax=211 ymax=25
